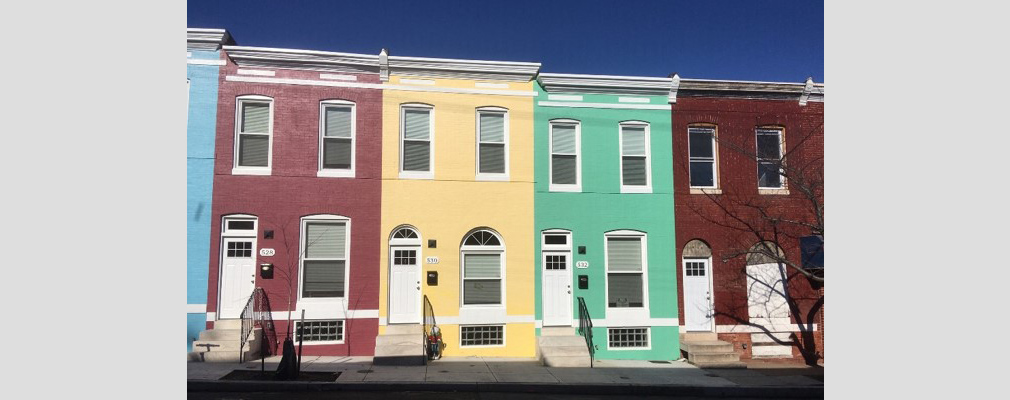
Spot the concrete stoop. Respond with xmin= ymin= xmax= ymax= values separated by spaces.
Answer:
xmin=680 ymin=332 xmax=746 ymax=369
xmin=537 ymin=327 xmax=591 ymax=367
xmin=373 ymin=324 xmax=425 ymax=366
xmin=189 ymin=320 xmax=263 ymax=363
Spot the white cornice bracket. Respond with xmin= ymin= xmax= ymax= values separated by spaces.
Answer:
xmin=669 ymin=73 xmax=680 ymax=104
xmin=799 ymin=76 xmax=814 ymax=106
xmin=379 ymin=48 xmax=389 ymax=82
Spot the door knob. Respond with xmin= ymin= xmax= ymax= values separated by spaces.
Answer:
xmin=416 ymin=286 xmax=420 ymax=290
xmin=567 ymin=290 xmax=571 ymax=294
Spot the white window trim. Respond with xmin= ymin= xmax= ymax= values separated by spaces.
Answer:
xmin=293 ymin=319 xmax=346 ymax=345
xmin=458 ymin=324 xmax=506 ymax=348
xmin=475 ymin=107 xmax=510 ymax=181
xmin=756 ymin=126 xmax=787 ymax=190
xmin=606 ymin=326 xmax=652 ymax=351
xmin=541 ymin=229 xmax=572 ymax=252
xmin=399 ymin=103 xmax=435 ymax=180
xmin=619 ymin=121 xmax=652 ymax=193
xmin=548 ymin=119 xmax=582 ymax=192
xmin=298 ymin=215 xmax=352 ymax=305
xmin=688 ymin=125 xmax=719 ymax=190
xmin=459 ymin=229 xmax=506 ymax=309
xmin=232 ymin=95 xmax=274 ymax=175
xmin=221 ymin=214 xmax=258 ymax=237
xmin=603 ymin=230 xmax=649 ymax=312
xmin=317 ymin=100 xmax=356 ymax=178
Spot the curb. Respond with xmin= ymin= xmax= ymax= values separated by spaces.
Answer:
xmin=188 ymin=380 xmax=823 ymax=398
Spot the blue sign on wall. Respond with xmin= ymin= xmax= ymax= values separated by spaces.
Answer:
xmin=800 ymin=235 xmax=824 ymax=269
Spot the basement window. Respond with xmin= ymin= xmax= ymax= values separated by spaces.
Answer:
xmin=608 ymin=327 xmax=649 ymax=349
xmin=295 ymin=320 xmax=344 ymax=343
xmin=460 ymin=325 xmax=504 ymax=347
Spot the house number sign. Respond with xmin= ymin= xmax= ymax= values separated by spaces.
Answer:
xmin=426 ymin=257 xmax=439 ymax=264
xmin=259 ymin=248 xmax=275 ymax=257
xmin=576 ymin=261 xmax=589 ymax=269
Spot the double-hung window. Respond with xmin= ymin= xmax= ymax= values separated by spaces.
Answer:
xmin=476 ymin=108 xmax=508 ymax=179
xmin=549 ymin=120 xmax=580 ymax=192
xmin=461 ymin=230 xmax=505 ymax=306
xmin=401 ymin=105 xmax=433 ymax=179
xmin=620 ymin=123 xmax=651 ymax=193
xmin=756 ymin=127 xmax=785 ymax=189
xmin=318 ymin=100 xmax=355 ymax=177
xmin=234 ymin=96 xmax=273 ymax=175
xmin=688 ymin=126 xmax=718 ymax=188
xmin=606 ymin=232 xmax=646 ymax=308
xmin=301 ymin=218 xmax=349 ymax=299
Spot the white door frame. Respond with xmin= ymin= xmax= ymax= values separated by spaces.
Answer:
xmin=542 ymin=250 xmax=573 ymax=327
xmin=218 ymin=234 xmax=258 ymax=319
xmin=682 ymin=257 xmax=714 ymax=332
xmin=388 ymin=244 xmax=422 ymax=324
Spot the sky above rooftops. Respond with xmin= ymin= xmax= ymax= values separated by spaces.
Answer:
xmin=187 ymin=0 xmax=823 ymax=83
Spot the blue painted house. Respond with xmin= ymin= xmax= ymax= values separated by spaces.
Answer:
xmin=187 ymin=28 xmax=232 ymax=351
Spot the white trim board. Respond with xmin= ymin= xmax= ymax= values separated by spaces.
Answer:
xmin=237 ymin=69 xmax=276 ymax=76
xmin=380 ymin=314 xmax=535 ymax=326
xmin=188 ymin=59 xmax=226 ymax=66
xmin=537 ymin=101 xmax=671 ymax=110
xmin=320 ymin=73 xmax=358 ymax=81
xmin=535 ymin=317 xmax=679 ymax=329
xmin=187 ymin=304 xmax=207 ymax=313
xmin=225 ymin=75 xmax=537 ymax=97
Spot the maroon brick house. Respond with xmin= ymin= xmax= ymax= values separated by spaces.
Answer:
xmin=671 ymin=76 xmax=824 ymax=364
xmin=202 ymin=46 xmax=384 ymax=357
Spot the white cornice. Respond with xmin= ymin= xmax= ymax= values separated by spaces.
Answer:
xmin=537 ymin=73 xmax=674 ymax=97
xmin=224 ymin=46 xmax=381 ymax=75
xmin=674 ymin=75 xmax=825 ymax=103
xmin=387 ymin=54 xmax=541 ymax=82
xmin=186 ymin=28 xmax=233 ymax=51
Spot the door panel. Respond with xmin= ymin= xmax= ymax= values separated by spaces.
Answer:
xmin=220 ymin=238 xmax=256 ymax=319
xmin=683 ymin=259 xmax=713 ymax=331
xmin=543 ymin=252 xmax=573 ymax=326
xmin=389 ymin=247 xmax=421 ymax=324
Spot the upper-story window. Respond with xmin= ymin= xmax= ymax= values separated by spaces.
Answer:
xmin=400 ymin=104 xmax=434 ymax=179
xmin=318 ymin=100 xmax=355 ymax=177
xmin=756 ymin=127 xmax=785 ymax=189
xmin=234 ymin=96 xmax=273 ymax=175
xmin=549 ymin=120 xmax=581 ymax=192
xmin=476 ymin=107 xmax=508 ymax=180
xmin=619 ymin=122 xmax=651 ymax=193
xmin=300 ymin=216 xmax=350 ymax=299
xmin=688 ymin=125 xmax=718 ymax=188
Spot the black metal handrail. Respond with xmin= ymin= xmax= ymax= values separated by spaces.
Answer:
xmin=577 ymin=296 xmax=594 ymax=368
xmin=423 ymin=295 xmax=436 ymax=360
xmin=239 ymin=288 xmax=275 ymax=364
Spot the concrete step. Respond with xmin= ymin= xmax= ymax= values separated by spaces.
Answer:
xmin=537 ymin=335 xmax=587 ymax=347
xmin=541 ymin=327 xmax=576 ymax=336
xmin=375 ymin=333 xmax=424 ymax=347
xmin=680 ymin=332 xmax=718 ymax=342
xmin=689 ymin=351 xmax=741 ymax=363
xmin=541 ymin=353 xmax=591 ymax=367
xmin=681 ymin=340 xmax=734 ymax=354
xmin=692 ymin=361 xmax=748 ymax=369
xmin=385 ymin=324 xmax=423 ymax=335
xmin=213 ymin=319 xmax=244 ymax=330
xmin=373 ymin=354 xmax=426 ymax=366
xmin=198 ymin=329 xmax=243 ymax=341
xmin=188 ymin=349 xmax=261 ymax=363
xmin=374 ymin=343 xmax=424 ymax=358
xmin=540 ymin=345 xmax=589 ymax=357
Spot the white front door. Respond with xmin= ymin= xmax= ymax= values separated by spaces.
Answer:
xmin=683 ymin=258 xmax=713 ymax=331
xmin=542 ymin=251 xmax=573 ymax=326
xmin=219 ymin=237 xmax=256 ymax=319
xmin=388 ymin=246 xmax=421 ymax=324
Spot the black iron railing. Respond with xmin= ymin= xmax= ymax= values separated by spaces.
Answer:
xmin=577 ymin=296 xmax=594 ymax=368
xmin=239 ymin=288 xmax=275 ymax=364
xmin=423 ymin=295 xmax=439 ymax=360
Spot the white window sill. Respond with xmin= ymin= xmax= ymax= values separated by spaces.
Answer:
xmin=317 ymin=169 xmax=355 ymax=178
xmin=476 ymin=174 xmax=510 ymax=182
xmin=232 ymin=167 xmax=271 ymax=176
xmin=690 ymin=187 xmax=723 ymax=195
xmin=549 ymin=184 xmax=581 ymax=193
xmin=620 ymin=185 xmax=653 ymax=194
xmin=295 ymin=340 xmax=346 ymax=346
xmin=399 ymin=171 xmax=434 ymax=180
xmin=758 ymin=188 xmax=790 ymax=195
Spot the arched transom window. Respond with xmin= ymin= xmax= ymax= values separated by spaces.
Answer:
xmin=392 ymin=227 xmax=419 ymax=239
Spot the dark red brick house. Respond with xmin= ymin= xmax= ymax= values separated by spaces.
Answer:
xmin=671 ymin=76 xmax=824 ymax=364
xmin=201 ymin=46 xmax=384 ymax=357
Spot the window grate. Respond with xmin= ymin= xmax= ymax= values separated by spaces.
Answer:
xmin=296 ymin=320 xmax=344 ymax=342
xmin=460 ymin=325 xmax=504 ymax=346
xmin=608 ymin=328 xmax=649 ymax=348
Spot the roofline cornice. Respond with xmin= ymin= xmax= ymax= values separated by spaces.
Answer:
xmin=671 ymin=74 xmax=824 ymax=104
xmin=537 ymin=72 xmax=674 ymax=97
xmin=387 ymin=54 xmax=541 ymax=82
xmin=223 ymin=45 xmax=381 ymax=75
xmin=187 ymin=28 xmax=233 ymax=51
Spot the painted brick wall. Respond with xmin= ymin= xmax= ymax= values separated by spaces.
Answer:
xmin=671 ymin=97 xmax=824 ymax=362
xmin=206 ymin=57 xmax=383 ymax=356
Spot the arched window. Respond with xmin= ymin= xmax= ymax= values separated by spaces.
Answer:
xmin=746 ymin=241 xmax=785 ymax=265
xmin=391 ymin=227 xmax=419 ymax=240
xmin=460 ymin=229 xmax=505 ymax=306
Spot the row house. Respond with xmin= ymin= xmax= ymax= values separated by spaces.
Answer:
xmin=671 ymin=76 xmax=824 ymax=364
xmin=186 ymin=28 xmax=232 ymax=351
xmin=533 ymin=74 xmax=679 ymax=363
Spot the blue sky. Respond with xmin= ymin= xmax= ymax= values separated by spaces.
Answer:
xmin=188 ymin=0 xmax=823 ymax=83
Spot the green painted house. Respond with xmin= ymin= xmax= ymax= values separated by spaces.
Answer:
xmin=533 ymin=73 xmax=678 ymax=363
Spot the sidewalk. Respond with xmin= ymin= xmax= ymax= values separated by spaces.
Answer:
xmin=189 ymin=356 xmax=822 ymax=397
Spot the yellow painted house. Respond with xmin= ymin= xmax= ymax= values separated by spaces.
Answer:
xmin=375 ymin=51 xmax=541 ymax=360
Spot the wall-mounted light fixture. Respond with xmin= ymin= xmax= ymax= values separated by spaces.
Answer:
xmin=260 ymin=263 xmax=274 ymax=279
xmin=428 ymin=239 xmax=437 ymax=248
